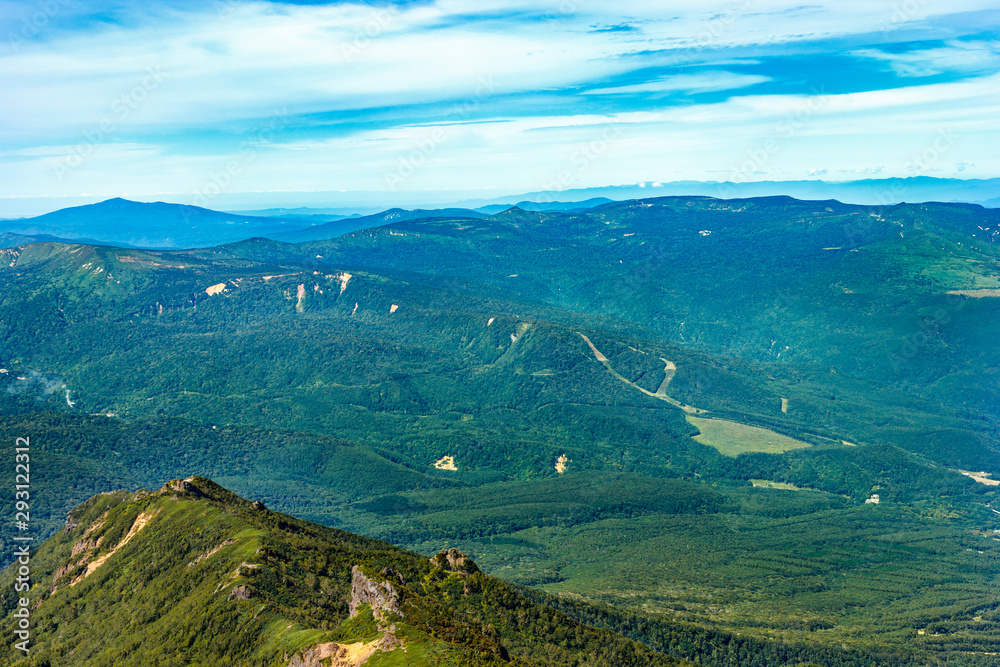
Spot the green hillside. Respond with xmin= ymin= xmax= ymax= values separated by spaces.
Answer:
xmin=0 ymin=477 xmax=690 ymax=666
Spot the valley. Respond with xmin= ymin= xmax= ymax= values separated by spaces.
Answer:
xmin=1 ymin=196 xmax=998 ymax=665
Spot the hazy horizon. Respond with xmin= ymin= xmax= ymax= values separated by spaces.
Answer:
xmin=3 ymin=174 xmax=1000 ymax=219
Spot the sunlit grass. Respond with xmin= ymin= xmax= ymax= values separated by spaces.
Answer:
xmin=688 ymin=417 xmax=812 ymax=457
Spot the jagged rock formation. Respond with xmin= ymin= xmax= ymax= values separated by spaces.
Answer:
xmin=349 ymin=565 xmax=401 ymax=619
xmin=228 ymin=585 xmax=253 ymax=601
xmin=430 ymin=548 xmax=479 ymax=575
xmin=292 ymin=567 xmax=406 ymax=666
xmin=165 ymin=477 xmax=198 ymax=495
xmin=287 ymin=631 xmax=402 ymax=667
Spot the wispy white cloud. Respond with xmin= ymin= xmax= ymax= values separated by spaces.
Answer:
xmin=0 ymin=0 xmax=998 ymax=210
xmin=853 ymin=40 xmax=1000 ymax=78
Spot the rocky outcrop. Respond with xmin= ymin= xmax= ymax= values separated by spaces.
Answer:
xmin=349 ymin=566 xmax=401 ymax=619
xmin=70 ymin=536 xmax=102 ymax=557
xmin=287 ymin=631 xmax=401 ymax=667
xmin=164 ymin=477 xmax=198 ymax=495
xmin=228 ymin=585 xmax=253 ymax=601
xmin=430 ymin=548 xmax=479 ymax=575
xmin=287 ymin=643 xmax=341 ymax=667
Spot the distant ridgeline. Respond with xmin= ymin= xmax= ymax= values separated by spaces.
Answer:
xmin=0 ymin=195 xmax=998 ymax=664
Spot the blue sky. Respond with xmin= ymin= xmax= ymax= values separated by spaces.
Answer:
xmin=1 ymin=0 xmax=998 ymax=215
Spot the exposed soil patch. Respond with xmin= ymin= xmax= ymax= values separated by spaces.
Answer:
xmin=434 ymin=456 xmax=458 ymax=471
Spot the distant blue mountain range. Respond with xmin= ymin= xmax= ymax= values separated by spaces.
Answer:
xmin=0 ymin=198 xmax=607 ymax=249
xmin=2 ymin=177 xmax=997 ymax=249
xmin=0 ymin=198 xmax=305 ymax=249
xmin=0 ymin=198 xmax=454 ymax=250
xmin=473 ymin=176 xmax=1000 ymax=209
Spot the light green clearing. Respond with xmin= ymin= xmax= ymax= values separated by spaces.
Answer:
xmin=947 ymin=289 xmax=1000 ymax=297
xmin=687 ymin=417 xmax=812 ymax=457
xmin=750 ymin=479 xmax=802 ymax=490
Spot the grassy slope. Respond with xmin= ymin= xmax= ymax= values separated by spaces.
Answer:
xmin=687 ymin=417 xmax=813 ymax=456
xmin=0 ymin=478 xmax=687 ymax=667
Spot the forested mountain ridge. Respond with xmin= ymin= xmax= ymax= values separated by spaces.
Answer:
xmin=0 ymin=477 xmax=692 ymax=666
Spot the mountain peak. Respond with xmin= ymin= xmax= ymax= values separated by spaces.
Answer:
xmin=157 ymin=475 xmax=265 ymax=508
xmin=5 ymin=199 xmax=313 ymax=249
xmin=93 ymin=197 xmax=151 ymax=210
xmin=4 ymin=479 xmax=682 ymax=667
xmin=487 ymin=205 xmax=545 ymax=223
